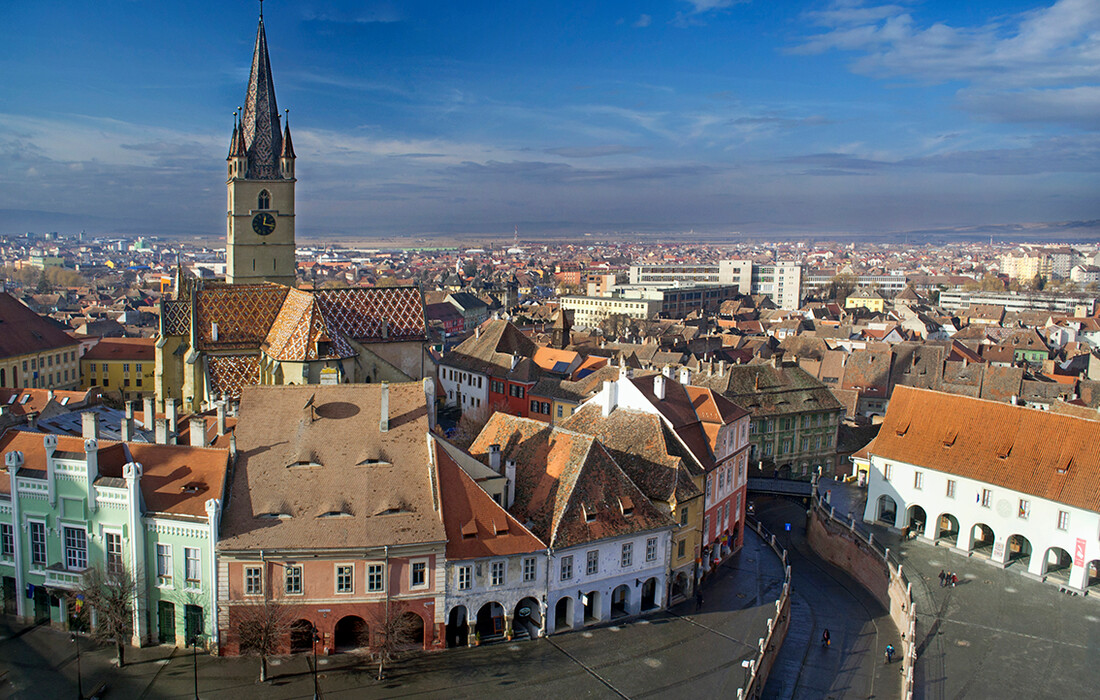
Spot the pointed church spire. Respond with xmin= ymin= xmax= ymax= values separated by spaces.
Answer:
xmin=241 ymin=9 xmax=283 ymax=179
xmin=281 ymin=109 xmax=295 ymax=159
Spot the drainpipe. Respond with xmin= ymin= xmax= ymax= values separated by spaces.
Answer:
xmin=205 ymin=498 xmax=221 ymax=651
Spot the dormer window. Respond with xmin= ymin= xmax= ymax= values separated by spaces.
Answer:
xmin=258 ymin=190 xmax=271 ymax=210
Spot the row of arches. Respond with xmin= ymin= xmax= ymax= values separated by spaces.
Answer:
xmin=445 ymin=597 xmax=542 ymax=647
xmin=285 ymin=613 xmax=426 ymax=655
xmin=875 ymin=496 xmax=1100 ymax=590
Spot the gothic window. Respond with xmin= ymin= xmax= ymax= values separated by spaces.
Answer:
xmin=258 ymin=190 xmax=270 ymax=210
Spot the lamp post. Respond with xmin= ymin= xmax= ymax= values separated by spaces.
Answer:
xmin=70 ymin=634 xmax=83 ymax=700
xmin=191 ymin=632 xmax=203 ymax=700
xmin=311 ymin=626 xmax=321 ymax=700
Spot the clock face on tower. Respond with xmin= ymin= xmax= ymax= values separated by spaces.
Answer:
xmin=252 ymin=212 xmax=277 ymax=236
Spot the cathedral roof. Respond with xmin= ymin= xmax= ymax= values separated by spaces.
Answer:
xmin=241 ymin=16 xmax=283 ymax=180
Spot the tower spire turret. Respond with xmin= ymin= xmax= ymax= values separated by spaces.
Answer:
xmin=241 ymin=9 xmax=282 ymax=179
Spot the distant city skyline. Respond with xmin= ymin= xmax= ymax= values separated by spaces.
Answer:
xmin=1 ymin=0 xmax=1098 ymax=240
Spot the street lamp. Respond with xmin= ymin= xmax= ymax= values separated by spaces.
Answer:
xmin=311 ymin=626 xmax=321 ymax=700
xmin=70 ymin=634 xmax=83 ymax=700
xmin=191 ymin=632 xmax=203 ymax=700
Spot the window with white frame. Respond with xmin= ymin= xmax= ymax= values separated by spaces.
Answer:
xmin=586 ymin=550 xmax=599 ymax=575
xmin=63 ymin=526 xmax=87 ymax=571
xmin=244 ymin=566 xmax=262 ymax=595
xmin=914 ymin=471 xmax=924 ymax=490
xmin=184 ymin=547 xmax=201 ymax=586
xmin=367 ymin=563 xmax=385 ymax=592
xmin=457 ymin=565 xmax=472 ymax=590
xmin=285 ymin=565 xmax=302 ymax=595
xmin=522 ymin=557 xmax=536 ymax=582
xmin=981 ymin=489 xmax=992 ymax=508
xmin=157 ymin=544 xmax=173 ymax=584
xmin=411 ymin=560 xmax=428 ymax=589
xmin=1018 ymin=499 xmax=1030 ymax=519
xmin=560 ymin=555 xmax=573 ymax=581
xmin=1 ymin=523 xmax=14 ymax=558
xmin=1057 ymin=510 xmax=1069 ymax=530
xmin=883 ymin=463 xmax=893 ymax=481
xmin=621 ymin=542 xmax=633 ymax=568
xmin=105 ymin=531 xmax=123 ymax=574
xmin=490 ymin=560 xmax=505 ymax=586
xmin=336 ymin=564 xmax=354 ymax=593
xmin=29 ymin=521 xmax=46 ymax=566
xmin=946 ymin=479 xmax=956 ymax=498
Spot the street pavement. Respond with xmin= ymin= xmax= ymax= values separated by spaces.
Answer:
xmin=752 ymin=495 xmax=903 ymax=700
xmin=0 ymin=528 xmax=787 ymax=700
xmin=821 ymin=477 xmax=1100 ymax=700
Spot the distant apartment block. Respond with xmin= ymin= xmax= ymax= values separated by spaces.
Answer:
xmin=562 ymin=284 xmax=737 ymax=327
xmin=628 ymin=259 xmax=801 ymax=309
xmin=938 ymin=290 xmax=1095 ymax=316
xmin=801 ymin=270 xmax=907 ymax=298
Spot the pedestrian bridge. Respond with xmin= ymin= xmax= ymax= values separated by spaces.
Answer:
xmin=747 ymin=477 xmax=813 ymax=498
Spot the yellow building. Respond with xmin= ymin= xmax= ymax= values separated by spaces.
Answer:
xmin=845 ymin=286 xmax=885 ymax=313
xmin=0 ymin=292 xmax=80 ymax=390
xmin=81 ymin=337 xmax=156 ymax=402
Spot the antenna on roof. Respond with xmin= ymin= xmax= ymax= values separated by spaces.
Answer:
xmin=259 ymin=0 xmax=264 ymax=19
xmin=303 ymin=392 xmax=316 ymax=421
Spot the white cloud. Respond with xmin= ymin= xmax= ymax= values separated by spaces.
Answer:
xmin=633 ymin=14 xmax=652 ymax=28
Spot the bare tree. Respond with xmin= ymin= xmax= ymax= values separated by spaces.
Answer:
xmin=79 ymin=564 xmax=138 ymax=667
xmin=366 ymin=603 xmax=424 ymax=681
xmin=236 ymin=600 xmax=294 ymax=683
xmin=451 ymin=399 xmax=508 ymax=449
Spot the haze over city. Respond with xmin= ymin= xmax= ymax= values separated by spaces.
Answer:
xmin=2 ymin=0 xmax=1098 ymax=240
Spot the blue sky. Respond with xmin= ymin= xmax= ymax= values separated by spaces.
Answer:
xmin=1 ymin=0 xmax=1098 ymax=240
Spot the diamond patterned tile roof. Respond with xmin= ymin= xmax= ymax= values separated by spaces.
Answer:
xmin=208 ymin=354 xmax=261 ymax=399
xmin=314 ymin=286 xmax=427 ymax=342
xmin=196 ymin=284 xmax=290 ymax=350
xmin=264 ymin=288 xmax=354 ymax=361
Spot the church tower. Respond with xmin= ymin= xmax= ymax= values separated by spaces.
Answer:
xmin=226 ymin=5 xmax=296 ymax=286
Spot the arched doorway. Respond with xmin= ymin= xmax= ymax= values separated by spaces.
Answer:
xmin=905 ymin=505 xmax=927 ymax=536
xmin=333 ymin=616 xmax=368 ymax=653
xmin=777 ymin=464 xmax=792 ymax=479
xmin=476 ymin=602 xmax=505 ymax=642
xmin=1043 ymin=547 xmax=1072 ymax=582
xmin=555 ymin=597 xmax=574 ymax=632
xmin=395 ymin=611 xmax=425 ymax=650
xmin=641 ymin=578 xmax=658 ymax=611
xmin=876 ymin=494 xmax=897 ymax=526
xmin=1006 ymin=534 xmax=1032 ymax=567
xmin=290 ymin=619 xmax=314 ymax=654
xmin=935 ymin=513 xmax=959 ymax=546
xmin=446 ymin=606 xmax=469 ymax=648
xmin=513 ymin=597 xmax=542 ymax=640
xmin=583 ymin=591 xmax=601 ymax=624
xmin=1086 ymin=560 xmax=1100 ymax=592
xmin=970 ymin=523 xmax=995 ymax=558
xmin=610 ymin=584 xmax=630 ymax=618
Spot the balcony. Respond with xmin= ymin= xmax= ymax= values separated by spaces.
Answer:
xmin=43 ymin=563 xmax=87 ymax=591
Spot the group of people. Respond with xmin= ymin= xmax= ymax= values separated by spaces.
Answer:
xmin=939 ymin=570 xmax=959 ymax=587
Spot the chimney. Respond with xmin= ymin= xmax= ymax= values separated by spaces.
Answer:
xmin=85 ymin=437 xmax=100 ymax=502
xmin=165 ymin=398 xmax=178 ymax=443
xmin=47 ymin=389 xmax=55 ymax=401
xmin=189 ymin=417 xmax=207 ymax=447
xmin=718 ymin=359 xmax=726 ymax=375
xmin=654 ymin=374 xmax=667 ymax=401
xmin=216 ymin=401 xmax=227 ymax=435
xmin=155 ymin=418 xmax=169 ymax=445
xmin=120 ymin=417 xmax=133 ymax=442
xmin=511 ymin=354 xmax=520 ymax=371
xmin=423 ymin=377 xmax=437 ymax=431
xmin=475 ymin=325 xmax=481 ymax=339
xmin=489 ymin=444 xmax=501 ymax=472
xmin=602 ymin=379 xmax=618 ymax=416
xmin=679 ymin=367 xmax=691 ymax=385
xmin=81 ymin=411 xmax=99 ymax=440
xmin=125 ymin=401 xmax=135 ymax=420
xmin=1010 ymin=395 xmax=1018 ymax=405
xmin=229 ymin=431 xmax=237 ymax=461
xmin=662 ymin=365 xmax=672 ymax=378
xmin=379 ymin=382 xmax=390 ymax=433
xmin=143 ymin=396 xmax=155 ymax=428
xmin=505 ymin=459 xmax=516 ymax=508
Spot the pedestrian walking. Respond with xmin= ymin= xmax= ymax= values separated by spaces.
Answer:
xmin=821 ymin=629 xmax=831 ymax=648
xmin=938 ymin=570 xmax=945 ymax=587
xmin=695 ymin=590 xmax=704 ymax=611
xmin=884 ymin=644 xmax=895 ymax=664
xmin=951 ymin=572 xmax=958 ymax=587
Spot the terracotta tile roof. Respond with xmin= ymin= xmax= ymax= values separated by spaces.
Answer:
xmin=0 ymin=388 xmax=96 ymax=416
xmin=693 ymin=364 xmax=842 ymax=418
xmin=0 ymin=430 xmax=228 ymax=518
xmin=979 ymin=365 xmax=1024 ymax=402
xmin=869 ymin=386 xmax=1100 ymax=513
xmin=0 ymin=292 xmax=79 ymax=359
xmin=437 ymin=448 xmax=545 ymax=560
xmin=314 ymin=286 xmax=427 ymax=342
xmin=889 ymin=343 xmax=945 ymax=391
xmin=441 ymin=319 xmax=538 ymax=378
xmin=841 ymin=348 xmax=892 ymax=397
xmin=196 ymin=284 xmax=289 ymax=350
xmin=82 ymin=337 xmax=155 ymax=361
xmin=469 ymin=414 xmax=673 ymax=549
xmin=219 ymin=383 xmax=446 ymax=551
